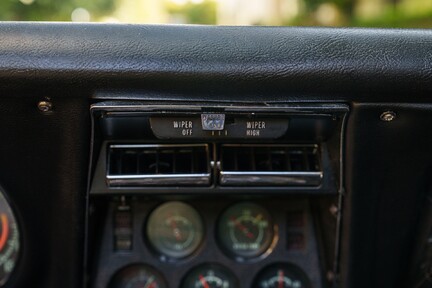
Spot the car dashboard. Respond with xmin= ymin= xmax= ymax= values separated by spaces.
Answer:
xmin=0 ymin=23 xmax=430 ymax=288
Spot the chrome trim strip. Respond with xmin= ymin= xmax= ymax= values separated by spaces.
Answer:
xmin=107 ymin=173 xmax=211 ymax=179
xmin=220 ymin=144 xmax=318 ymax=148
xmin=90 ymin=102 xmax=350 ymax=114
xmin=109 ymin=144 xmax=207 ymax=148
xmin=219 ymin=171 xmax=322 ymax=186
xmin=220 ymin=171 xmax=322 ymax=176
xmin=107 ymin=174 xmax=211 ymax=186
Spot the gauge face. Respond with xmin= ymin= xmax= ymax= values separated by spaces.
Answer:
xmin=218 ymin=202 xmax=274 ymax=259
xmin=182 ymin=263 xmax=239 ymax=288
xmin=109 ymin=264 xmax=167 ymax=288
xmin=0 ymin=188 xmax=19 ymax=286
xmin=253 ymin=263 xmax=311 ymax=288
xmin=146 ymin=201 xmax=204 ymax=259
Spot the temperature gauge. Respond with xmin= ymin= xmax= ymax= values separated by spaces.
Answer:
xmin=108 ymin=264 xmax=167 ymax=288
xmin=253 ymin=263 xmax=311 ymax=288
xmin=146 ymin=202 xmax=204 ymax=259
xmin=182 ymin=263 xmax=239 ymax=288
xmin=217 ymin=202 xmax=275 ymax=259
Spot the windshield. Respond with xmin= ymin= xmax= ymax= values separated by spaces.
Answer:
xmin=1 ymin=0 xmax=431 ymax=28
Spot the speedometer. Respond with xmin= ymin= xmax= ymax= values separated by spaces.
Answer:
xmin=0 ymin=187 xmax=19 ymax=286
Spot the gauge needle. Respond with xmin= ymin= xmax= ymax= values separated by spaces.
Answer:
xmin=278 ymin=270 xmax=284 ymax=288
xmin=168 ymin=215 xmax=182 ymax=241
xmin=255 ymin=214 xmax=263 ymax=222
xmin=230 ymin=217 xmax=254 ymax=239
xmin=144 ymin=276 xmax=157 ymax=288
xmin=199 ymin=274 xmax=210 ymax=288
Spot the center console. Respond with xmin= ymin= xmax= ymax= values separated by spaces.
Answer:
xmin=87 ymin=100 xmax=348 ymax=288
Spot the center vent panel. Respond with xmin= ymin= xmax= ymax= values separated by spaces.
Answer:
xmin=91 ymin=103 xmax=347 ymax=194
xmin=107 ymin=144 xmax=211 ymax=186
xmin=219 ymin=144 xmax=322 ymax=186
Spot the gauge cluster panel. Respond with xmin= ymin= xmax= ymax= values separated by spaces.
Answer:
xmin=91 ymin=198 xmax=322 ymax=288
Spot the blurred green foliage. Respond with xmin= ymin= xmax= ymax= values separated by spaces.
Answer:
xmin=0 ymin=0 xmax=431 ymax=28
xmin=0 ymin=0 xmax=115 ymax=21
xmin=305 ymin=0 xmax=353 ymax=13
xmin=353 ymin=3 xmax=432 ymax=28
xmin=287 ymin=0 xmax=432 ymax=28
xmin=165 ymin=1 xmax=216 ymax=25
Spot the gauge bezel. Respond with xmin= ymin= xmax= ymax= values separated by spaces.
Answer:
xmin=0 ymin=185 xmax=21 ymax=287
xmin=216 ymin=202 xmax=278 ymax=262
xmin=108 ymin=263 xmax=168 ymax=288
xmin=181 ymin=262 xmax=239 ymax=288
xmin=145 ymin=201 xmax=206 ymax=262
xmin=252 ymin=262 xmax=312 ymax=288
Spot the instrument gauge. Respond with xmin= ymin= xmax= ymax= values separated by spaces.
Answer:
xmin=0 ymin=187 xmax=19 ymax=286
xmin=253 ymin=263 xmax=311 ymax=288
xmin=182 ymin=263 xmax=239 ymax=288
xmin=108 ymin=264 xmax=167 ymax=288
xmin=217 ymin=202 xmax=275 ymax=259
xmin=146 ymin=201 xmax=204 ymax=259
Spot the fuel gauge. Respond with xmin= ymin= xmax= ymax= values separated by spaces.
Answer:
xmin=182 ymin=263 xmax=239 ymax=288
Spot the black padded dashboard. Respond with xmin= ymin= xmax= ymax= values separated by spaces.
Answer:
xmin=0 ymin=23 xmax=431 ymax=288
xmin=1 ymin=23 xmax=432 ymax=98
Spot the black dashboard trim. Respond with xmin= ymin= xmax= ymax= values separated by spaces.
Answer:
xmin=0 ymin=23 xmax=432 ymax=100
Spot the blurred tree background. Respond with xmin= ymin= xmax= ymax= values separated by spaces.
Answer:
xmin=0 ymin=0 xmax=431 ymax=28
xmin=0 ymin=0 xmax=115 ymax=21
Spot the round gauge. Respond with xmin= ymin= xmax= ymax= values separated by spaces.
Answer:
xmin=108 ymin=264 xmax=167 ymax=288
xmin=181 ymin=263 xmax=239 ymax=288
xmin=253 ymin=263 xmax=311 ymax=288
xmin=146 ymin=201 xmax=204 ymax=259
xmin=0 ymin=188 xmax=19 ymax=286
xmin=217 ymin=202 xmax=275 ymax=259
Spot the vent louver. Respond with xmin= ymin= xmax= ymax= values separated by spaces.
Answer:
xmin=219 ymin=144 xmax=322 ymax=186
xmin=107 ymin=144 xmax=211 ymax=186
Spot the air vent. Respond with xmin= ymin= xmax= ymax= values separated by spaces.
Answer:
xmin=107 ymin=144 xmax=211 ymax=186
xmin=219 ymin=144 xmax=322 ymax=186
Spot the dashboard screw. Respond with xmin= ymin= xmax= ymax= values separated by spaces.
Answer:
xmin=327 ymin=271 xmax=335 ymax=282
xmin=329 ymin=204 xmax=339 ymax=217
xmin=37 ymin=100 xmax=53 ymax=113
xmin=380 ymin=111 xmax=396 ymax=122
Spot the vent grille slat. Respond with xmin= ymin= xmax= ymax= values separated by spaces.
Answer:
xmin=219 ymin=144 xmax=322 ymax=186
xmin=107 ymin=144 xmax=211 ymax=187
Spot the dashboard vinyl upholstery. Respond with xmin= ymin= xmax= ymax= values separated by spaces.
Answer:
xmin=0 ymin=23 xmax=431 ymax=288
